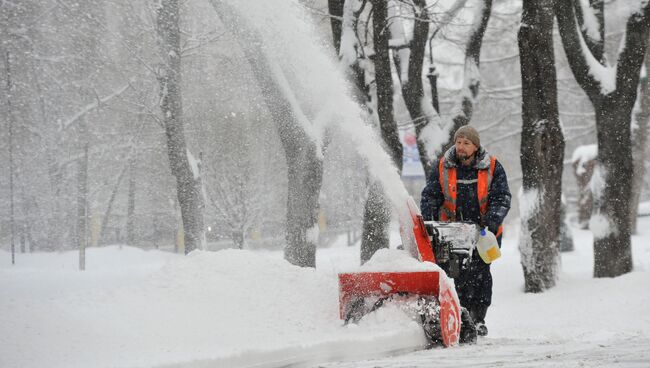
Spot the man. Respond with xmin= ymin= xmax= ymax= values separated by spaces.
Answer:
xmin=420 ymin=125 xmax=511 ymax=336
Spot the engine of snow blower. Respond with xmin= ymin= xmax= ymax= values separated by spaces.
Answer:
xmin=424 ymin=221 xmax=480 ymax=280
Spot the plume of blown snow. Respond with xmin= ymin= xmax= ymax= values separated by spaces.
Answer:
xmin=218 ymin=0 xmax=412 ymax=224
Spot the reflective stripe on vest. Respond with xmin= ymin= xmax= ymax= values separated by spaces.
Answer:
xmin=439 ymin=155 xmax=503 ymax=237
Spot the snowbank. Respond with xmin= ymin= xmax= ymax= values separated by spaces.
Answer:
xmin=0 ymin=246 xmax=425 ymax=368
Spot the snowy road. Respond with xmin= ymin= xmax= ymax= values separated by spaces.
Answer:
xmin=316 ymin=336 xmax=650 ymax=368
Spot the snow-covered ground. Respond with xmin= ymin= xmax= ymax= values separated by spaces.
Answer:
xmin=2 ymin=214 xmax=650 ymax=368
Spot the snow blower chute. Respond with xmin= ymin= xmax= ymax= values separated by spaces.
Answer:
xmin=338 ymin=197 xmax=475 ymax=347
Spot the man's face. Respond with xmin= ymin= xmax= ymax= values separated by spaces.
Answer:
xmin=454 ymin=137 xmax=478 ymax=162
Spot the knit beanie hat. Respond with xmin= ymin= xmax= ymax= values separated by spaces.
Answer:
xmin=454 ymin=125 xmax=480 ymax=148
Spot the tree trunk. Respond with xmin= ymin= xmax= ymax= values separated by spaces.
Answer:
xmin=574 ymin=0 xmax=604 ymax=62
xmin=573 ymin=158 xmax=596 ymax=229
xmin=4 ymin=51 xmax=16 ymax=264
xmin=285 ymin=148 xmax=323 ymax=267
xmin=45 ymin=131 xmax=63 ymax=251
xmin=328 ymin=0 xmax=344 ymax=55
xmin=630 ymin=50 xmax=650 ymax=234
xmin=99 ymin=162 xmax=129 ymax=245
xmin=77 ymin=142 xmax=88 ymax=270
xmin=232 ymin=230 xmax=244 ymax=249
xmin=18 ymin=191 xmax=36 ymax=253
xmin=156 ymin=0 xmax=205 ymax=254
xmin=592 ymin=98 xmax=634 ymax=276
xmin=371 ymin=0 xmax=401 ymax=168
xmin=20 ymin=228 xmax=26 ymax=253
xmin=126 ymin=156 xmax=136 ymax=246
xmin=360 ymin=0 xmax=402 ymax=263
xmin=518 ymin=0 xmax=563 ymax=292
xmin=209 ymin=0 xmax=323 ymax=267
xmin=360 ymin=182 xmax=390 ymax=263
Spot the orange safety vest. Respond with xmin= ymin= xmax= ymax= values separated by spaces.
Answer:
xmin=438 ymin=156 xmax=503 ymax=238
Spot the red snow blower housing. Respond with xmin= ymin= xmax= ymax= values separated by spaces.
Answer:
xmin=338 ymin=198 xmax=478 ymax=347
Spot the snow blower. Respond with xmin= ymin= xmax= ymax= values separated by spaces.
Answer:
xmin=338 ymin=197 xmax=478 ymax=347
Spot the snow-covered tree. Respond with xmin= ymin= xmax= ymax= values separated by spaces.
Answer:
xmin=555 ymin=0 xmax=650 ymax=277
xmin=517 ymin=0 xmax=564 ymax=292
xmin=155 ymin=0 xmax=206 ymax=254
